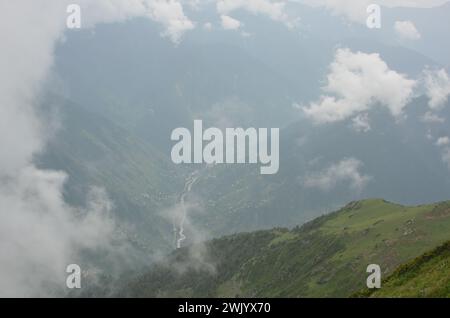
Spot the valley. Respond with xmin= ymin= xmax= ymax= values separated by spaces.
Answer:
xmin=4 ymin=0 xmax=450 ymax=299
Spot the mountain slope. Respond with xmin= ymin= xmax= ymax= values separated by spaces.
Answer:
xmin=55 ymin=20 xmax=300 ymax=152
xmin=36 ymin=96 xmax=185 ymax=252
xmin=186 ymin=96 xmax=450 ymax=239
xmin=357 ymin=241 xmax=450 ymax=298
xmin=121 ymin=199 xmax=450 ymax=297
xmin=52 ymin=18 xmax=450 ymax=242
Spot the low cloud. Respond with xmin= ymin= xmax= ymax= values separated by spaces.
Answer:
xmin=433 ymin=137 xmax=450 ymax=170
xmin=351 ymin=113 xmax=371 ymax=133
xmin=303 ymin=158 xmax=372 ymax=192
xmin=0 ymin=170 xmax=122 ymax=297
xmin=424 ymin=69 xmax=450 ymax=110
xmin=217 ymin=0 xmax=299 ymax=29
xmin=436 ymin=136 xmax=450 ymax=147
xmin=302 ymin=49 xmax=416 ymax=124
xmin=65 ymin=0 xmax=195 ymax=43
xmin=158 ymin=193 xmax=214 ymax=274
xmin=442 ymin=148 xmax=450 ymax=169
xmin=147 ymin=0 xmax=195 ymax=43
xmin=297 ymin=0 xmax=450 ymax=23
xmin=203 ymin=22 xmax=213 ymax=30
xmin=221 ymin=15 xmax=242 ymax=30
xmin=200 ymin=99 xmax=255 ymax=129
xmin=0 ymin=0 xmax=195 ymax=297
xmin=421 ymin=111 xmax=446 ymax=124
xmin=395 ymin=21 xmax=421 ymax=40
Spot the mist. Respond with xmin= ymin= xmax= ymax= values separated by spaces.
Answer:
xmin=0 ymin=0 xmax=193 ymax=297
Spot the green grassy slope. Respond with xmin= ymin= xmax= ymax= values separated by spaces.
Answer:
xmin=122 ymin=199 xmax=450 ymax=297
xmin=356 ymin=241 xmax=450 ymax=298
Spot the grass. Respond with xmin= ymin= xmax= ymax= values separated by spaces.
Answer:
xmin=356 ymin=241 xmax=450 ymax=298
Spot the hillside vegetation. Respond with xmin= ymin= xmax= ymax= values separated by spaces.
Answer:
xmin=121 ymin=199 xmax=450 ymax=297
xmin=357 ymin=241 xmax=450 ymax=298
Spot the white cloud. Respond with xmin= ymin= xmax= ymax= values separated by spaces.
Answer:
xmin=442 ymin=148 xmax=450 ymax=169
xmin=203 ymin=22 xmax=213 ymax=30
xmin=432 ymin=135 xmax=450 ymax=169
xmin=297 ymin=0 xmax=450 ymax=23
xmin=436 ymin=136 xmax=450 ymax=147
xmin=421 ymin=111 xmax=446 ymax=124
xmin=0 ymin=173 xmax=119 ymax=297
xmin=0 ymin=0 xmax=194 ymax=297
xmin=424 ymin=69 xmax=450 ymax=110
xmin=302 ymin=49 xmax=416 ymax=124
xmin=146 ymin=0 xmax=195 ymax=43
xmin=351 ymin=113 xmax=371 ymax=132
xmin=218 ymin=0 xmax=299 ymax=29
xmin=221 ymin=15 xmax=242 ymax=30
xmin=380 ymin=0 xmax=450 ymax=7
xmin=298 ymin=0 xmax=370 ymax=22
xmin=304 ymin=158 xmax=372 ymax=192
xmin=395 ymin=21 xmax=421 ymax=40
xmin=64 ymin=0 xmax=195 ymax=43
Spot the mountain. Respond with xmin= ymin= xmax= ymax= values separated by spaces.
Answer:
xmin=54 ymin=15 xmax=441 ymax=153
xmin=36 ymin=96 xmax=185 ymax=253
xmin=356 ymin=241 xmax=450 ymax=298
xmin=41 ymin=8 xmax=450 ymax=263
xmin=185 ymin=96 xmax=450 ymax=238
xmin=54 ymin=19 xmax=300 ymax=152
xmin=120 ymin=199 xmax=450 ymax=297
xmin=48 ymin=15 xmax=450 ymax=243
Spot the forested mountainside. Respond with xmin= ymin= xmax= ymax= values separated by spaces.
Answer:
xmin=119 ymin=199 xmax=450 ymax=297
